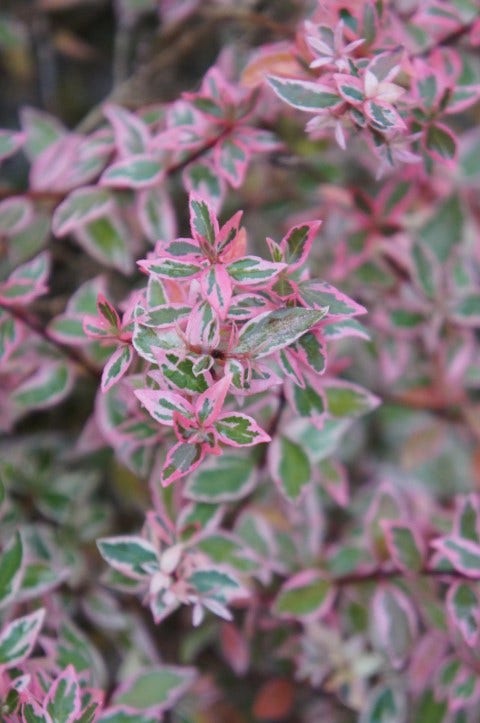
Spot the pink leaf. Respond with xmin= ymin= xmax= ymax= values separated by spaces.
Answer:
xmin=45 ymin=665 xmax=82 ymax=722
xmin=185 ymin=300 xmax=220 ymax=351
xmin=104 ymin=103 xmax=150 ymax=156
xmin=189 ymin=194 xmax=219 ymax=248
xmin=194 ymin=373 xmax=232 ymax=427
xmin=200 ymin=264 xmax=232 ymax=318
xmin=135 ymin=388 xmax=193 ymax=427
xmin=161 ymin=441 xmax=205 ymax=485
xmin=101 ymin=345 xmax=134 ymax=393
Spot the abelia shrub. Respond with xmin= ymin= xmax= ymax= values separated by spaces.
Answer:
xmin=0 ymin=0 xmax=480 ymax=721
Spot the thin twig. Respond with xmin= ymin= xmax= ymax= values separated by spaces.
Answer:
xmin=414 ymin=21 xmax=476 ymax=58
xmin=1 ymin=303 xmax=100 ymax=379
xmin=334 ymin=565 xmax=478 ymax=586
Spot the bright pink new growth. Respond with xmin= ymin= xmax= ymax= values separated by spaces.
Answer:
xmin=123 ymin=192 xmax=367 ymax=482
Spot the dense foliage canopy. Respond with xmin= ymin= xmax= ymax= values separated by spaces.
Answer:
xmin=1 ymin=0 xmax=480 ymax=721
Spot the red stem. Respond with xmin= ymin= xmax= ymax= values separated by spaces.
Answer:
xmin=335 ymin=565 xmax=476 ymax=586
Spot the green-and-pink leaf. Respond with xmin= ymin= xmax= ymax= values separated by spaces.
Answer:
xmin=101 ymin=344 xmax=134 ymax=392
xmin=0 ymin=608 xmax=45 ymax=669
xmin=215 ymin=413 xmax=270 ymax=447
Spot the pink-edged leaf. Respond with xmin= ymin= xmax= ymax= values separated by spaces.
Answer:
xmin=163 ymin=237 xmax=200 ymax=257
xmin=21 ymin=699 xmax=52 ymax=723
xmin=188 ymin=95 xmax=223 ymax=119
xmin=0 ymin=130 xmax=24 ymax=161
xmin=450 ymin=294 xmax=480 ymax=326
xmin=29 ymin=134 xmax=82 ymax=191
xmin=13 ymin=362 xmax=73 ymax=411
xmin=0 ymin=197 xmax=33 ymax=235
xmin=425 ymin=123 xmax=457 ymax=163
xmin=267 ymin=75 xmax=341 ymax=112
xmin=364 ymin=100 xmax=406 ymax=132
xmin=112 ymin=666 xmax=196 ymax=713
xmin=146 ymin=276 xmax=167 ymax=306
xmin=97 ymin=293 xmax=121 ymax=329
xmin=447 ymin=582 xmax=480 ymax=647
xmin=101 ymin=344 xmax=134 ymax=392
xmin=104 ymin=103 xmax=150 ymax=156
xmin=52 ymin=186 xmax=113 ymax=236
xmin=435 ymin=656 xmax=480 ymax=711
xmin=137 ymin=185 xmax=177 ymax=244
xmin=215 ymin=413 xmax=270 ymax=447
xmin=68 ymin=133 xmax=112 ymax=187
xmin=0 ymin=310 xmax=19 ymax=363
xmin=133 ymin=323 xmax=181 ymax=363
xmin=189 ymin=195 xmax=219 ymax=248
xmin=323 ymin=380 xmax=380 ymax=419
xmin=182 ymin=161 xmax=225 ymax=213
xmin=217 ymin=210 xmax=245 ymax=260
xmin=73 ymin=214 xmax=133 ymax=274
xmin=187 ymin=565 xmax=247 ymax=605
xmin=269 ymin=435 xmax=311 ymax=502
xmin=101 ymin=155 xmax=164 ymax=188
xmin=195 ymin=373 xmax=232 ymax=427
xmin=235 ymin=308 xmax=327 ymax=359
xmin=48 ymin=312 xmax=95 ymax=345
xmin=154 ymin=354 xmax=209 ymax=395
xmin=97 ymin=536 xmax=159 ymax=578
xmin=323 ymin=318 xmax=370 ymax=340
xmin=135 ymin=389 xmax=193 ymax=427
xmin=294 ymin=331 xmax=327 ymax=375
xmin=279 ymin=221 xmax=321 ymax=269
xmin=333 ymin=73 xmax=365 ymax=105
xmin=227 ymin=256 xmax=285 ymax=286
xmin=366 ymin=51 xmax=403 ymax=83
xmin=278 ymin=348 xmax=305 ymax=388
xmin=21 ymin=107 xmax=66 ymax=159
xmin=267 ymin=233 xmax=285 ymax=264
xmin=371 ymin=585 xmax=417 ymax=669
xmin=445 ymin=85 xmax=480 ymax=115
xmin=0 ymin=252 xmax=49 ymax=306
xmin=285 ymin=379 xmax=326 ymax=420
xmin=184 ymin=453 xmax=256 ymax=503
xmin=450 ymin=669 xmax=480 ymax=711
xmin=200 ymin=263 xmax=232 ymax=318
xmin=0 ymin=608 xmax=45 ymax=668
xmin=140 ymin=304 xmax=191 ymax=328
xmin=382 ymin=521 xmax=425 ymax=573
xmin=161 ymin=441 xmax=205 ymax=486
xmin=236 ymin=127 xmax=280 ymax=152
xmin=215 ymin=137 xmax=249 ymax=188
xmin=274 ymin=570 xmax=334 ymax=621
xmin=185 ymin=300 xmax=220 ymax=350
xmin=431 ymin=536 xmax=480 ymax=578
xmin=45 ymin=665 xmax=81 ymax=722
xmin=297 ymin=279 xmax=366 ymax=316
xmin=0 ymin=531 xmax=23 ymax=610
xmin=139 ymin=257 xmax=202 ymax=280
xmin=233 ymin=360 xmax=282 ymax=396
xmin=83 ymin=314 xmax=114 ymax=339
xmin=318 ymin=458 xmax=349 ymax=506
xmin=227 ymin=293 xmax=274 ymax=321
